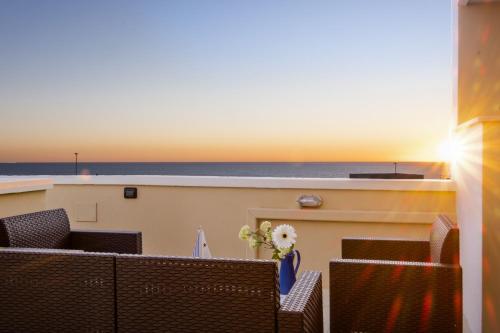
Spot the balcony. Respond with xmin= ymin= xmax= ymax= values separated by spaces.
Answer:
xmin=0 ymin=175 xmax=456 ymax=332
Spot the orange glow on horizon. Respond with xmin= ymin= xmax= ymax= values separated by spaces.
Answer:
xmin=0 ymin=131 xmax=450 ymax=163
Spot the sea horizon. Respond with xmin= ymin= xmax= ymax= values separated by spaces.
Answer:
xmin=0 ymin=161 xmax=448 ymax=179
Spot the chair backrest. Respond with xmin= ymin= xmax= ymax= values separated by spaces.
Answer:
xmin=0 ymin=249 xmax=115 ymax=332
xmin=0 ymin=208 xmax=71 ymax=249
xmin=429 ymin=215 xmax=460 ymax=264
xmin=116 ymin=255 xmax=280 ymax=333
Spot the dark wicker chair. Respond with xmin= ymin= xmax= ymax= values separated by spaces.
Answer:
xmin=330 ymin=215 xmax=462 ymax=333
xmin=0 ymin=248 xmax=116 ymax=333
xmin=116 ymin=255 xmax=323 ymax=333
xmin=0 ymin=208 xmax=142 ymax=254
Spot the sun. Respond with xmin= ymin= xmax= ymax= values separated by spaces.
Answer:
xmin=437 ymin=137 xmax=463 ymax=163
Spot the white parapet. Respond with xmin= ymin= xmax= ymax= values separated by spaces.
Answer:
xmin=47 ymin=175 xmax=456 ymax=192
xmin=0 ymin=177 xmax=53 ymax=195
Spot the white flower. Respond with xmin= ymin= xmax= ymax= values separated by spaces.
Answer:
xmin=260 ymin=221 xmax=272 ymax=232
xmin=239 ymin=225 xmax=251 ymax=240
xmin=272 ymin=224 xmax=297 ymax=249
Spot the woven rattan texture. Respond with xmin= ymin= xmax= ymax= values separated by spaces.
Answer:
xmin=330 ymin=259 xmax=462 ymax=333
xmin=116 ymin=255 xmax=280 ymax=333
xmin=342 ymin=238 xmax=430 ymax=262
xmin=0 ymin=250 xmax=115 ymax=333
xmin=279 ymin=271 xmax=323 ymax=333
xmin=0 ymin=208 xmax=70 ymax=249
xmin=430 ymin=215 xmax=460 ymax=264
xmin=71 ymin=230 xmax=142 ymax=254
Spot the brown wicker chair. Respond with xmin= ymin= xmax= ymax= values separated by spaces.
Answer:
xmin=116 ymin=255 xmax=323 ymax=333
xmin=0 ymin=208 xmax=142 ymax=254
xmin=330 ymin=215 xmax=462 ymax=333
xmin=0 ymin=248 xmax=116 ymax=333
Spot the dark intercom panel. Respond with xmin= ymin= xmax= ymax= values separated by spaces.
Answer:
xmin=124 ymin=187 xmax=138 ymax=199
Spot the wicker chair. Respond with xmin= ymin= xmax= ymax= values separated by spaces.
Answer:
xmin=0 ymin=208 xmax=142 ymax=332
xmin=0 ymin=248 xmax=116 ymax=332
xmin=0 ymin=208 xmax=142 ymax=254
xmin=330 ymin=215 xmax=462 ymax=333
xmin=116 ymin=255 xmax=324 ymax=333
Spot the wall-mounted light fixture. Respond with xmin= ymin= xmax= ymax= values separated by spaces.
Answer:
xmin=297 ymin=195 xmax=323 ymax=208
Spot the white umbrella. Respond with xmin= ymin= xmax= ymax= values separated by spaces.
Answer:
xmin=192 ymin=227 xmax=212 ymax=258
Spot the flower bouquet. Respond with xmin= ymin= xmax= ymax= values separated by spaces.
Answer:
xmin=239 ymin=221 xmax=297 ymax=259
xmin=239 ymin=221 xmax=301 ymax=295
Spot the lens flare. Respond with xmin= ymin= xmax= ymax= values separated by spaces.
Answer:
xmin=438 ymin=137 xmax=463 ymax=164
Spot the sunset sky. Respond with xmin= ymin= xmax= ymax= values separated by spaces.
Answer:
xmin=0 ymin=0 xmax=453 ymax=162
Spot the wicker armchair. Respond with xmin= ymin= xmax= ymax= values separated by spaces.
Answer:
xmin=330 ymin=215 xmax=462 ymax=333
xmin=0 ymin=208 xmax=142 ymax=254
xmin=115 ymin=255 xmax=323 ymax=333
xmin=0 ymin=248 xmax=116 ymax=332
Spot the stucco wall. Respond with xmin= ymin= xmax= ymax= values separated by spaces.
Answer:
xmin=457 ymin=2 xmax=500 ymax=332
xmin=482 ymin=122 xmax=500 ymax=332
xmin=458 ymin=3 xmax=500 ymax=124
xmin=455 ymin=123 xmax=484 ymax=333
xmin=45 ymin=182 xmax=455 ymax=284
xmin=0 ymin=191 xmax=47 ymax=218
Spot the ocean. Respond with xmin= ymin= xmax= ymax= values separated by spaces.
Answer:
xmin=0 ymin=162 xmax=447 ymax=179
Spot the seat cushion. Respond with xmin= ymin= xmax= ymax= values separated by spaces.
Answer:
xmin=0 ymin=209 xmax=71 ymax=249
xmin=429 ymin=215 xmax=460 ymax=264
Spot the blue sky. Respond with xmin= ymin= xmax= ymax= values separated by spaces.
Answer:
xmin=0 ymin=0 xmax=453 ymax=162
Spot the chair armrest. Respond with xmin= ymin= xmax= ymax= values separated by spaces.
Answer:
xmin=70 ymin=229 xmax=142 ymax=254
xmin=279 ymin=271 xmax=323 ymax=333
xmin=342 ymin=237 xmax=430 ymax=262
xmin=330 ymin=259 xmax=462 ymax=333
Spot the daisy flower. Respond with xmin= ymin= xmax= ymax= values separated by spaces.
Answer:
xmin=272 ymin=224 xmax=297 ymax=249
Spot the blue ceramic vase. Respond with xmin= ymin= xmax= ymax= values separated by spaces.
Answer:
xmin=279 ymin=250 xmax=301 ymax=295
